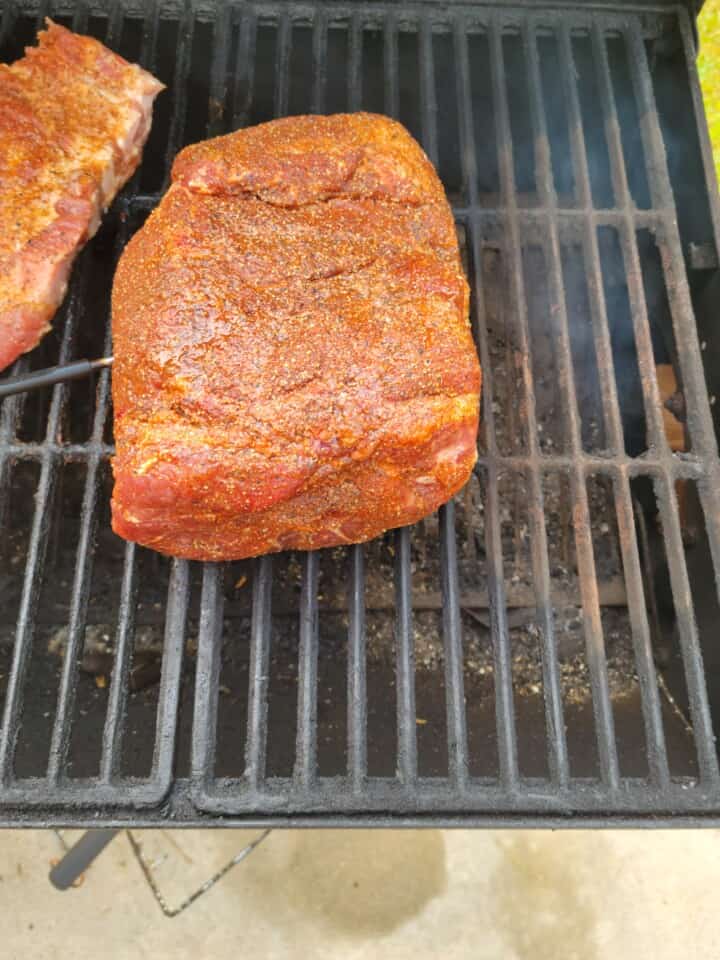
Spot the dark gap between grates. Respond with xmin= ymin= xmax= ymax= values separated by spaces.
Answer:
xmin=497 ymin=471 xmax=550 ymax=779
xmin=214 ymin=600 xmax=251 ymax=780
xmin=264 ymin=553 xmax=299 ymax=778
xmin=184 ymin=19 xmax=214 ymax=147
xmin=138 ymin=17 xmax=181 ymax=193
xmin=313 ymin=550 xmax=349 ymax=778
xmin=86 ymin=14 xmax=107 ymax=41
xmin=502 ymin=30 xmax=537 ymax=206
xmin=464 ymin=468 xmax=498 ymax=780
xmin=539 ymin=470 xmax=599 ymax=779
xmin=433 ymin=30 xmax=463 ymax=206
xmin=362 ymin=26 xmax=385 ymax=114
xmin=325 ymin=25 xmax=349 ymax=115
xmin=397 ymin=29 xmax=421 ymax=143
xmin=0 ymin=13 xmax=36 ymax=61
xmin=636 ymin=228 xmax=686 ymax=449
xmin=116 ymin=549 xmax=175 ymax=779
xmin=467 ymin=32 xmax=499 ymax=204
xmin=561 ymin=242 xmax=607 ymax=453
xmin=479 ymin=241 xmax=528 ymax=458
xmin=118 ymin=14 xmax=144 ymax=63
xmin=409 ymin=520 xmax=447 ymax=779
xmin=571 ymin=32 xmax=614 ymax=208
xmin=596 ymin=225 xmax=648 ymax=457
xmin=252 ymin=23 xmax=278 ymax=126
xmin=536 ymin=30 xmax=575 ymax=206
xmin=288 ymin=24 xmax=313 ymax=116
xmin=629 ymin=475 xmax=697 ymax=779
xmin=648 ymin=30 xmax=716 ymax=261
xmin=523 ymin=242 xmax=568 ymax=455
xmin=605 ymin=33 xmax=651 ymax=210
xmin=586 ymin=473 xmax=649 ymax=778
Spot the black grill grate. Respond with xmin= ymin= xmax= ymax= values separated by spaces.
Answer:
xmin=1 ymin=0 xmax=720 ymax=825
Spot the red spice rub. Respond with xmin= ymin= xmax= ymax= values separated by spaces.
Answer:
xmin=111 ymin=113 xmax=480 ymax=560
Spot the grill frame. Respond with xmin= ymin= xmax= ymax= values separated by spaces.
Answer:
xmin=1 ymin=0 xmax=720 ymax=826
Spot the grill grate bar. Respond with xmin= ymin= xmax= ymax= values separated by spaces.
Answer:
xmin=151 ymin=558 xmax=188 ymax=784
xmin=106 ymin=0 xmax=124 ymax=49
xmin=570 ymin=473 xmax=621 ymax=787
xmin=348 ymin=10 xmax=362 ymax=112
xmin=613 ymin=484 xmax=671 ymax=784
xmin=71 ymin=0 xmax=89 ymax=32
xmin=274 ymin=10 xmax=290 ymax=118
xmin=454 ymin=16 xmax=529 ymax=782
xmin=383 ymin=10 xmax=398 ymax=120
xmin=419 ymin=16 xmax=438 ymax=167
xmin=245 ymin=556 xmax=273 ymax=787
xmin=347 ymin=544 xmax=367 ymax=787
xmin=0 ymin=2 xmax=14 ymax=43
xmin=440 ymin=501 xmax=472 ymax=788
xmin=394 ymin=527 xmax=417 ymax=785
xmin=100 ymin=542 xmax=139 ymax=783
xmin=191 ymin=563 xmax=223 ymax=785
xmin=294 ymin=551 xmax=320 ymax=787
xmin=311 ymin=7 xmax=327 ymax=114
xmin=453 ymin=16 xmax=477 ymax=208
xmin=2 ymin=442 xmax=715 ymax=478
xmin=207 ymin=0 xmax=233 ymax=138
xmin=421 ymin=14 xmax=474 ymax=787
xmin=232 ymin=7 xmax=256 ymax=130
xmin=524 ymin=18 xmax=619 ymax=789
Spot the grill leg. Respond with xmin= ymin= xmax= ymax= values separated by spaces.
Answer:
xmin=49 ymin=829 xmax=120 ymax=890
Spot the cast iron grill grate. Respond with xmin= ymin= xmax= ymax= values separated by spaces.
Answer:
xmin=1 ymin=0 xmax=720 ymax=825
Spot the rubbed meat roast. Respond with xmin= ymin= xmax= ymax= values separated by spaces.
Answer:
xmin=0 ymin=21 xmax=162 ymax=372
xmin=111 ymin=113 xmax=481 ymax=560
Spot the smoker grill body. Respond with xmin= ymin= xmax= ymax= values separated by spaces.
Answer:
xmin=1 ymin=0 xmax=720 ymax=826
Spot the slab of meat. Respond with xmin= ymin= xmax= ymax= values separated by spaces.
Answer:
xmin=111 ymin=113 xmax=480 ymax=561
xmin=0 ymin=21 xmax=163 ymax=372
